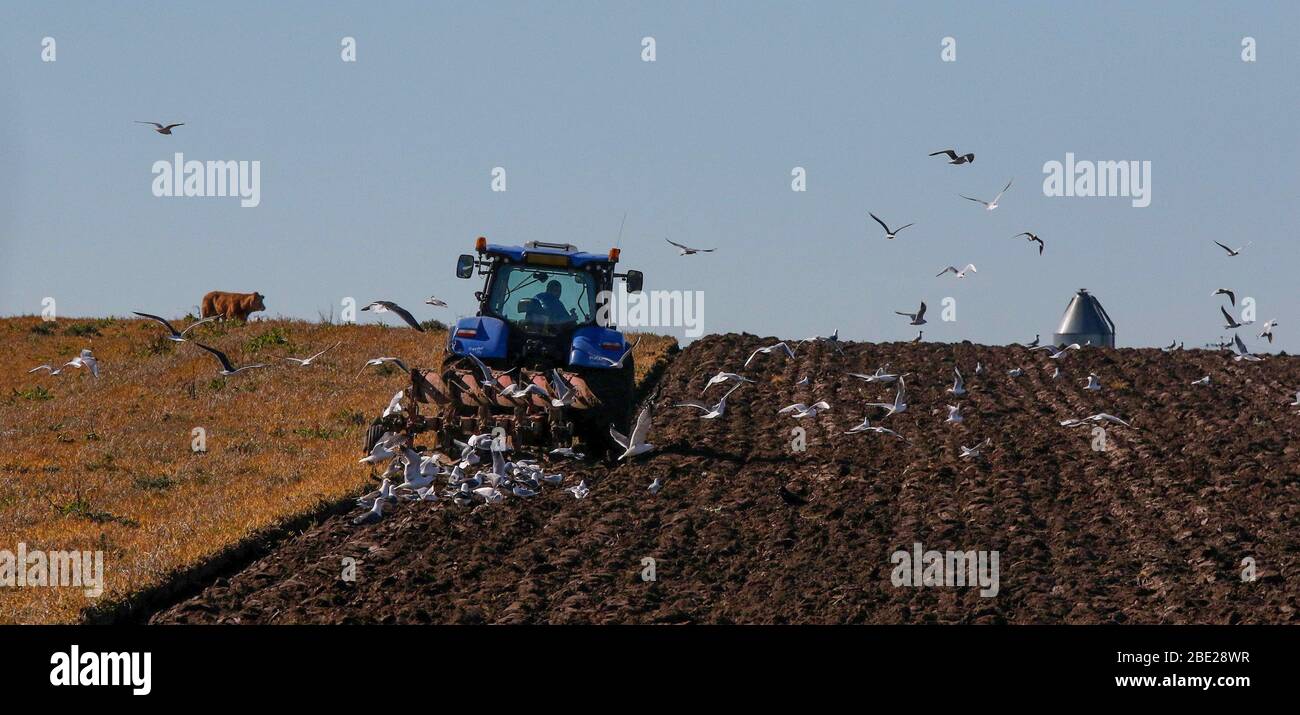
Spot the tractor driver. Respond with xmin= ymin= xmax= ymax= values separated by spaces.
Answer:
xmin=528 ymin=279 xmax=574 ymax=325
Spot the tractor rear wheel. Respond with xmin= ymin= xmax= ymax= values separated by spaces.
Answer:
xmin=574 ymin=357 xmax=635 ymax=459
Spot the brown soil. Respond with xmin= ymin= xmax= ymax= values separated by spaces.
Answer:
xmin=151 ymin=334 xmax=1300 ymax=624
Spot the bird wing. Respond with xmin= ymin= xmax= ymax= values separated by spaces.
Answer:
xmin=936 ymin=267 xmax=956 ymax=277
xmin=778 ymin=404 xmax=807 ymax=414
xmin=1214 ymin=241 xmax=1233 ymax=254
xmin=665 ymin=238 xmax=690 ymax=250
xmin=179 ymin=315 xmax=221 ymax=336
xmin=306 ymin=342 xmax=340 ymax=361
xmin=133 ymin=311 xmax=179 ymax=335
xmin=1234 ymin=333 xmax=1249 ymax=355
xmin=193 ymin=342 xmax=236 ymax=372
xmin=163 ymin=123 xmax=184 ymax=130
xmin=674 ymin=400 xmax=712 ymax=412
xmin=916 ymin=302 xmax=927 ymax=320
xmin=135 ymin=121 xmax=163 ymax=128
xmin=1221 ymin=306 xmax=1238 ymax=326
xmin=868 ymin=213 xmax=890 ymax=233
xmin=960 ymin=194 xmax=986 ymax=205
xmin=964 ymin=264 xmax=977 ymax=273
xmin=895 ymin=223 xmax=914 ymax=232
xmin=385 ymin=302 xmax=424 ymax=331
xmin=929 ymin=150 xmax=958 ymax=160
xmin=629 ymin=406 xmax=653 ymax=443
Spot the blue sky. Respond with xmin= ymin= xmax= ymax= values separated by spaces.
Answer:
xmin=2 ymin=1 xmax=1297 ymax=350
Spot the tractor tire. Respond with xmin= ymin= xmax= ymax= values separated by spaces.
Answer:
xmin=574 ymin=356 xmax=635 ymax=460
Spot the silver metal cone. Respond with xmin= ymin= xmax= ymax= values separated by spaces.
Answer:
xmin=1053 ymin=288 xmax=1115 ymax=348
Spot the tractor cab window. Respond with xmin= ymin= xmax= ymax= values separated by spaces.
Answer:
xmin=487 ymin=264 xmax=597 ymax=333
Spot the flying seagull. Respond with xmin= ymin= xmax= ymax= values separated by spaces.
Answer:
xmin=744 ymin=341 xmax=796 ymax=368
xmin=959 ymin=439 xmax=992 ymax=459
xmin=1013 ymin=232 xmax=1045 ymax=255
xmin=797 ymin=329 xmax=845 ymax=355
xmin=136 ymin=121 xmax=184 ymax=135
xmin=844 ymin=417 xmax=905 ymax=439
xmin=929 ymin=149 xmax=974 ymax=165
xmin=361 ymin=301 xmax=425 ymax=331
xmin=283 ymin=342 xmax=340 ymax=367
xmin=960 ymin=178 xmax=1013 ymax=211
xmin=1083 ymin=373 xmax=1102 ymax=391
xmin=1232 ymin=334 xmax=1262 ymax=362
xmin=848 ymin=366 xmax=908 ymax=384
xmin=675 ymin=383 xmax=743 ymax=419
xmin=666 ymin=238 xmax=715 ymax=255
xmin=702 ymin=371 xmax=755 ymax=394
xmin=585 ymin=336 xmax=639 ymax=369
xmin=133 ymin=312 xmax=220 ymax=342
xmin=1191 ymin=375 xmax=1211 ymax=386
xmin=778 ymin=401 xmax=832 ymax=419
xmin=865 ymin=377 xmax=908 ymax=417
xmin=192 ymin=343 xmax=268 ymax=376
xmin=895 ymin=302 xmax=927 ymax=325
xmin=1212 ymin=288 xmax=1236 ymax=306
xmin=611 ymin=404 xmax=655 ymax=460
xmin=869 ymin=212 xmax=914 ymax=240
xmin=947 ymin=368 xmax=966 ymax=396
xmin=61 ymin=349 xmax=100 ymax=379
xmin=1221 ymin=306 xmax=1245 ymax=330
xmin=936 ymin=264 xmax=977 ymax=278
xmin=1032 ymin=343 xmax=1082 ymax=359
xmin=424 ymin=296 xmax=447 ymax=307
xmin=1259 ymin=320 xmax=1278 ymax=343
xmin=1213 ymin=241 xmax=1250 ymax=257
xmin=360 ymin=356 xmax=409 ymax=375
xmin=945 ymin=405 xmax=963 ymax=424
xmin=28 ymin=363 xmax=65 ymax=376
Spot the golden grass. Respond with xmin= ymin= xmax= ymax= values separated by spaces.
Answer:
xmin=0 ymin=316 xmax=675 ymax=624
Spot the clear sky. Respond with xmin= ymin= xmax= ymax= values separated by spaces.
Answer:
xmin=2 ymin=1 xmax=1297 ymax=350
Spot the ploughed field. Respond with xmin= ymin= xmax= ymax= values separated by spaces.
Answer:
xmin=153 ymin=333 xmax=1298 ymax=624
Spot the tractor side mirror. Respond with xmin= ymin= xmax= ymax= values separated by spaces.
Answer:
xmin=456 ymin=254 xmax=475 ymax=279
xmin=624 ymin=270 xmax=644 ymax=293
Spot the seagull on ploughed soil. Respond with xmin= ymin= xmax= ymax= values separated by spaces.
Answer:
xmin=947 ymin=367 xmax=966 ymax=396
xmin=567 ymin=480 xmax=591 ymax=499
xmin=960 ymin=439 xmax=992 ymax=459
xmin=844 ymin=416 xmax=905 ymax=439
xmin=849 ymin=365 xmax=908 ymax=383
xmin=945 ymin=405 xmax=963 ymax=424
xmin=282 ymin=341 xmax=341 ymax=367
xmin=360 ymin=433 xmax=405 ymax=464
xmin=960 ymin=178 xmax=1013 ymax=211
xmin=1083 ymin=373 xmax=1102 ymax=391
xmin=1288 ymin=391 xmax=1300 ymax=408
xmin=1163 ymin=341 xmax=1177 ymax=351
xmin=1060 ymin=413 xmax=1133 ymax=428
xmin=1050 ymin=367 xmax=1060 ymax=379
xmin=665 ymin=238 xmax=715 ymax=255
xmin=585 ymin=336 xmax=639 ymax=369
xmin=192 ymin=343 xmax=266 ymax=376
xmin=1191 ymin=375 xmax=1212 ymax=387
xmin=744 ymin=341 xmax=796 ymax=368
xmin=869 ymin=212 xmax=914 ymax=240
xmin=549 ymin=446 xmax=585 ymax=460
xmin=611 ymin=404 xmax=655 ymax=460
xmin=512 ymin=484 xmax=539 ymax=498
xmin=1013 ymin=232 xmax=1045 ymax=255
xmin=1213 ymin=240 xmax=1250 ymax=257
xmin=135 ymin=121 xmax=184 ymax=135
xmin=896 ymin=302 xmax=927 ymax=325
xmin=866 ymin=377 xmax=908 ymax=416
xmin=648 ymin=478 xmax=663 ymax=495
xmin=361 ymin=300 xmax=425 ymax=331
xmin=1259 ymin=319 xmax=1278 ymax=343
xmin=936 ymin=264 xmax=977 ymax=278
xmin=473 ymin=486 xmax=505 ymax=504
xmin=929 ymin=149 xmax=974 ymax=165
xmin=778 ymin=400 xmax=831 ymax=419
xmin=975 ymin=361 xmax=985 ymax=375
xmin=352 ymin=498 xmax=387 ymax=525
xmin=356 ymin=478 xmax=395 ymax=508
xmin=133 ymin=311 xmax=221 ymax=342
xmin=1212 ymin=288 xmax=1236 ymax=306
xmin=360 ymin=357 xmax=409 ymax=379
xmin=911 ymin=330 xmax=923 ymax=343
xmin=1232 ymin=333 xmax=1263 ymax=362
xmin=1032 ymin=343 xmax=1082 ymax=359
xmin=1008 ymin=367 xmax=1024 ymax=377
xmin=675 ymin=383 xmax=743 ymax=419
xmin=424 ymin=296 xmax=447 ymax=307
xmin=798 ymin=329 xmax=845 ymax=354
xmin=795 ymin=376 xmax=811 ymax=387
xmin=1221 ymin=306 xmax=1247 ymax=330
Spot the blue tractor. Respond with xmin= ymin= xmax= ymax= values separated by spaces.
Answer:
xmin=387 ymin=238 xmax=645 ymax=457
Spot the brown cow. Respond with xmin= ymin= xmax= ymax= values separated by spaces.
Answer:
xmin=200 ymin=291 xmax=266 ymax=322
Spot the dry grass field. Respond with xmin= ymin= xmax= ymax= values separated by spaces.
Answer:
xmin=0 ymin=315 xmax=675 ymax=624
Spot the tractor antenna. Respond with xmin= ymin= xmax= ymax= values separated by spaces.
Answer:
xmin=615 ymin=211 xmax=627 ymax=249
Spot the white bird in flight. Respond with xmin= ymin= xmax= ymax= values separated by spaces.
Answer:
xmin=869 ymin=212 xmax=914 ymax=240
xmin=960 ymin=178 xmax=1013 ymax=211
xmin=675 ymin=383 xmax=743 ymax=419
xmin=1259 ymin=320 xmax=1278 ymax=343
xmin=936 ymin=264 xmax=977 ymax=279
xmin=866 ymin=377 xmax=908 ymax=417
xmin=1083 ymin=373 xmax=1102 ymax=391
xmin=1032 ymin=343 xmax=1082 ymax=359
xmin=136 ymin=121 xmax=184 ymax=135
xmin=1213 ymin=240 xmax=1250 ymax=257
xmin=283 ymin=342 xmax=340 ymax=367
xmin=945 ymin=405 xmax=963 ymax=424
xmin=611 ymin=405 xmax=655 ymax=460
xmin=585 ymin=336 xmax=639 ymax=369
xmin=666 ymin=238 xmax=715 ymax=255
xmin=133 ymin=312 xmax=221 ymax=342
xmin=895 ymin=302 xmax=927 ymax=325
xmin=360 ymin=356 xmax=409 ymax=375
xmin=960 ymin=439 xmax=992 ymax=459
xmin=424 ymin=296 xmax=447 ymax=307
xmin=849 ymin=366 xmax=907 ymax=384
xmin=778 ymin=400 xmax=831 ymax=419
xmin=844 ymin=417 xmax=905 ymax=439
xmin=744 ymin=341 xmax=796 ymax=368
xmin=1191 ymin=375 xmax=1212 ymax=386
xmin=361 ymin=300 xmax=425 ymax=331
xmin=947 ymin=368 xmax=966 ymax=396
xmin=703 ymin=371 xmax=755 ymax=393
xmin=192 ymin=343 xmax=265 ymax=376
xmin=1232 ymin=333 xmax=1262 ymax=362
